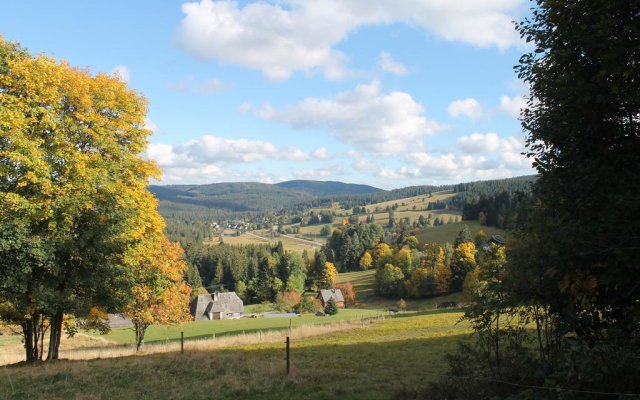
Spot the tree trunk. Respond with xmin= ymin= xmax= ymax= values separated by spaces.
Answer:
xmin=46 ymin=311 xmax=63 ymax=361
xmin=20 ymin=313 xmax=47 ymax=363
xmin=21 ymin=315 xmax=37 ymax=363
xmin=135 ymin=323 xmax=147 ymax=352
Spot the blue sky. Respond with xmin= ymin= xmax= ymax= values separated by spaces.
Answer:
xmin=1 ymin=0 xmax=534 ymax=189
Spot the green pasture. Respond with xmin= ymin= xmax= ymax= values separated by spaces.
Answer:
xmin=210 ymin=231 xmax=321 ymax=254
xmin=98 ymin=308 xmax=380 ymax=345
xmin=415 ymin=220 xmax=506 ymax=245
xmin=364 ymin=190 xmax=457 ymax=213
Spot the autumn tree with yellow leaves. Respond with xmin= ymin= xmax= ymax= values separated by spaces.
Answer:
xmin=450 ymin=242 xmax=477 ymax=292
xmin=319 ymin=261 xmax=338 ymax=289
xmin=126 ymin=236 xmax=192 ymax=351
xmin=0 ymin=37 xmax=189 ymax=362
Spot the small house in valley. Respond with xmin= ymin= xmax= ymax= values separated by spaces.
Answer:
xmin=190 ymin=292 xmax=244 ymax=321
xmin=317 ymin=289 xmax=345 ymax=308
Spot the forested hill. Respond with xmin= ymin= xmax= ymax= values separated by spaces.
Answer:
xmin=150 ymin=180 xmax=382 ymax=213
xmin=275 ymin=180 xmax=382 ymax=196
xmin=149 ymin=182 xmax=313 ymax=212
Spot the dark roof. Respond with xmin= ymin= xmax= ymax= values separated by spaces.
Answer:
xmin=317 ymin=289 xmax=344 ymax=303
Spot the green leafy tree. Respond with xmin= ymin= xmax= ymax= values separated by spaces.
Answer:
xmin=454 ymin=225 xmax=473 ymax=247
xmin=427 ymin=2 xmax=640 ymax=397
xmin=404 ymin=235 xmax=419 ymax=249
xmin=296 ymin=295 xmax=322 ymax=314
xmin=320 ymin=224 xmax=332 ymax=237
xmin=284 ymin=252 xmax=307 ymax=294
xmin=515 ymin=0 xmax=640 ymax=344
xmin=375 ymin=264 xmax=405 ymax=298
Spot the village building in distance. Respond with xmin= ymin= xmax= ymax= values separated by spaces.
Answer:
xmin=317 ymin=289 xmax=345 ymax=308
xmin=190 ymin=292 xmax=244 ymax=321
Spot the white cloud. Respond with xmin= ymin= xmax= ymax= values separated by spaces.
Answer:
xmin=168 ymin=76 xmax=231 ymax=94
xmin=177 ymin=135 xmax=314 ymax=163
xmin=499 ymin=95 xmax=526 ymax=118
xmin=257 ymin=80 xmax=446 ymax=155
xmin=111 ymin=65 xmax=130 ymax=83
xmin=159 ymin=164 xmax=225 ymax=184
xmin=145 ymin=135 xmax=332 ymax=183
xmin=458 ymin=132 xmax=521 ymax=154
xmin=501 ymin=150 xmax=533 ymax=170
xmin=403 ymin=141 xmax=532 ymax=181
xmin=311 ymin=147 xmax=331 ymax=160
xmin=447 ymin=98 xmax=484 ymax=119
xmin=378 ymin=52 xmax=407 ymax=75
xmin=292 ymin=165 xmax=342 ymax=179
xmin=378 ymin=166 xmax=421 ymax=179
xmin=174 ymin=0 xmax=525 ymax=80
xmin=406 ymin=153 xmax=461 ymax=177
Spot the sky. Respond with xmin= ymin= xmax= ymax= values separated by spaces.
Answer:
xmin=0 ymin=0 xmax=535 ymax=189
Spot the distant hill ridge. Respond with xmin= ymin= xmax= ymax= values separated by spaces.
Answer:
xmin=274 ymin=180 xmax=383 ymax=196
xmin=149 ymin=180 xmax=383 ymax=213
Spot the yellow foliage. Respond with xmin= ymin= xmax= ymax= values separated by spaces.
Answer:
xmin=434 ymin=262 xmax=452 ymax=294
xmin=394 ymin=248 xmax=413 ymax=276
xmin=454 ymin=242 xmax=477 ymax=267
xmin=126 ymin=235 xmax=192 ymax=328
xmin=359 ymin=250 xmax=373 ymax=271
xmin=321 ymin=262 xmax=338 ymax=289
xmin=372 ymin=243 xmax=393 ymax=267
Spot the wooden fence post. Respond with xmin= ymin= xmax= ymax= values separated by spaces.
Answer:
xmin=181 ymin=331 xmax=184 ymax=354
xmin=285 ymin=336 xmax=290 ymax=375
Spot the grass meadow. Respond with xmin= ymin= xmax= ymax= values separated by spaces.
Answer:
xmin=207 ymin=231 xmax=321 ymax=254
xmin=0 ymin=310 xmax=469 ymax=400
xmin=415 ymin=220 xmax=506 ymax=245
xmin=101 ymin=308 xmax=380 ymax=345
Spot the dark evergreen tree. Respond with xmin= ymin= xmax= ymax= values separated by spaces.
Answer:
xmin=324 ymin=298 xmax=338 ymax=315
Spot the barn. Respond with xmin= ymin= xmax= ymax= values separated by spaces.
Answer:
xmin=190 ymin=292 xmax=244 ymax=321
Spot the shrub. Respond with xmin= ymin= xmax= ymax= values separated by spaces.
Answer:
xmin=324 ymin=298 xmax=338 ymax=315
xmin=274 ymin=291 xmax=302 ymax=312
xmin=335 ymin=282 xmax=356 ymax=307
xmin=296 ymin=296 xmax=322 ymax=314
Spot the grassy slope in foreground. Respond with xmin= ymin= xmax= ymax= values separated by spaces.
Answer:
xmin=1 ymin=311 xmax=469 ymax=400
